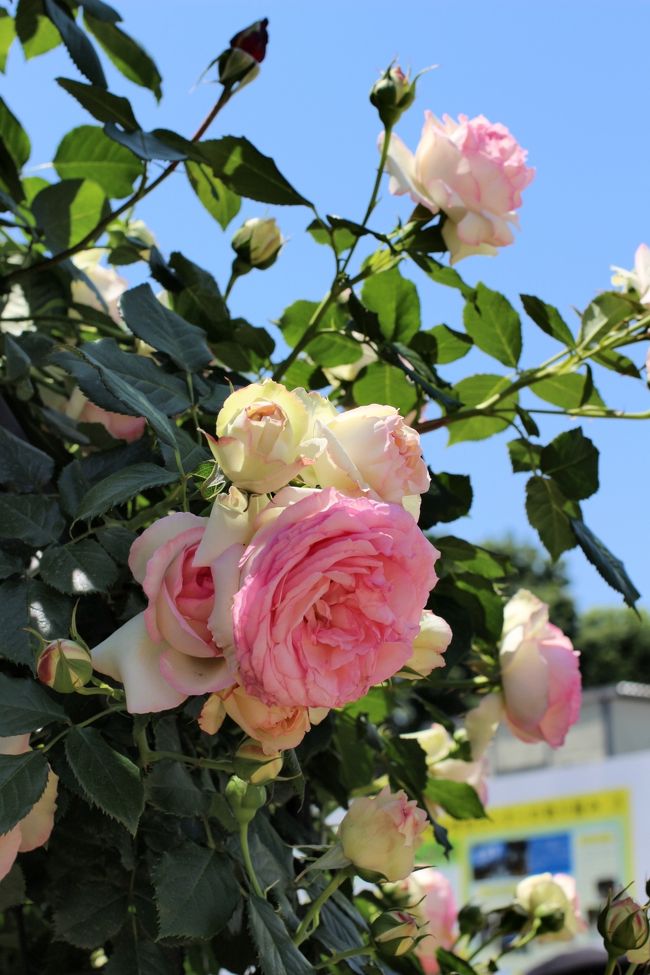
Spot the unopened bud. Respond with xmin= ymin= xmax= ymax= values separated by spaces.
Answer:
xmin=458 ymin=904 xmax=485 ymax=937
xmin=537 ymin=907 xmax=568 ymax=935
xmin=231 ymin=218 xmax=283 ymax=273
xmin=37 ymin=640 xmax=92 ymax=693
xmin=371 ymin=911 xmax=426 ymax=957
xmin=234 ymin=741 xmax=283 ymax=785
xmin=598 ymin=896 xmax=650 ymax=957
xmin=217 ymin=18 xmax=269 ymax=88
xmin=370 ymin=65 xmax=416 ymax=128
xmin=225 ymin=775 xmax=266 ymax=826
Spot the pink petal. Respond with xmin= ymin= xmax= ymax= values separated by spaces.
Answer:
xmin=18 ymin=770 xmax=58 ymax=851
xmin=129 ymin=513 xmax=206 ymax=584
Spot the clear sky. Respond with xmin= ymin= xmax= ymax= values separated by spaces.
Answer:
xmin=7 ymin=0 xmax=650 ymax=611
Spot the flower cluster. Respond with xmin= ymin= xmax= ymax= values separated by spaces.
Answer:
xmin=91 ymin=380 xmax=445 ymax=753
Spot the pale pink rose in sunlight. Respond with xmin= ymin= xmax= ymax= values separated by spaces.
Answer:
xmin=382 ymin=112 xmax=534 ymax=262
xmin=91 ymin=490 xmax=266 ymax=713
xmin=500 ymin=589 xmax=581 ymax=747
xmin=307 ymin=404 xmax=430 ymax=516
xmin=397 ymin=610 xmax=451 ymax=679
xmin=0 ymin=736 xmax=58 ymax=882
xmin=65 ymin=388 xmax=146 ymax=443
xmin=405 ymin=868 xmax=457 ymax=974
xmin=70 ymin=249 xmax=128 ymax=322
xmin=233 ymin=487 xmax=438 ymax=709
xmin=611 ymin=243 xmax=650 ymax=305
xmin=515 ymin=872 xmax=585 ymax=942
xmin=200 ymin=684 xmax=328 ymax=754
xmin=339 ymin=787 xmax=428 ymax=882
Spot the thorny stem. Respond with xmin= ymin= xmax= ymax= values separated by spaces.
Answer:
xmin=293 ymin=872 xmax=348 ymax=947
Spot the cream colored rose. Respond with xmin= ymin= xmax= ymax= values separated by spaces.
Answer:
xmin=515 ymin=873 xmax=585 ymax=942
xmin=208 ymin=380 xmax=330 ymax=494
xmin=338 ymin=786 xmax=428 ymax=882
xmin=70 ymin=249 xmax=128 ymax=322
xmin=398 ymin=610 xmax=451 ymax=679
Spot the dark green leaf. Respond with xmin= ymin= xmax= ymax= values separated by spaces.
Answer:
xmin=83 ymin=13 xmax=161 ymax=99
xmin=120 ymin=284 xmax=212 ymax=372
xmin=525 ymin=476 xmax=577 ymax=560
xmin=590 ymin=347 xmax=641 ymax=378
xmin=531 ymin=372 xmax=605 ymax=409
xmin=579 ymin=293 xmax=634 ymax=345
xmin=426 ymin=324 xmax=473 ymax=364
xmin=0 ymin=865 xmax=26 ymax=912
xmin=0 ymin=675 xmax=66 ymax=735
xmin=386 ymin=735 xmax=428 ymax=795
xmin=0 ymin=579 xmax=71 ymax=668
xmin=105 ymin=928 xmax=180 ymax=975
xmin=419 ymin=472 xmax=473 ymax=529
xmin=362 ymin=266 xmax=420 ymax=343
xmin=57 ymin=77 xmax=139 ymax=130
xmin=53 ymin=881 xmax=128 ymax=949
xmin=4 ymin=334 xmax=31 ymax=381
xmin=353 ymin=361 xmax=417 ymax=415
xmin=333 ymin=712 xmax=375 ymax=792
xmin=65 ymin=726 xmax=144 ymax=834
xmin=0 ymin=494 xmax=64 ymax=546
xmin=540 ymin=428 xmax=599 ymax=501
xmin=200 ymin=136 xmax=311 ymax=207
xmin=507 ymin=438 xmax=541 ymax=473
xmin=32 ymin=178 xmax=108 ymax=252
xmin=571 ymin=519 xmax=641 ymax=608
xmin=448 ymin=374 xmax=517 ymax=444
xmin=0 ymin=749 xmax=49 ymax=833
xmin=168 ymin=252 xmax=230 ymax=336
xmin=0 ymin=549 xmax=23 ymax=580
xmin=520 ymin=294 xmax=575 ymax=346
xmin=39 ymin=539 xmax=118 ymax=594
xmin=0 ymin=10 xmax=16 ymax=73
xmin=16 ymin=0 xmax=61 ymax=60
xmin=96 ymin=524 xmax=136 ymax=563
xmin=425 ymin=779 xmax=486 ymax=820
xmin=463 ymin=283 xmax=521 ymax=367
xmin=43 ymin=0 xmax=106 ymax=87
xmin=154 ymin=841 xmax=240 ymax=939
xmin=436 ymin=947 xmax=480 ymax=975
xmin=77 ymin=463 xmax=178 ymax=520
xmin=185 ymin=159 xmax=241 ymax=231
xmin=411 ymin=254 xmax=476 ymax=300
xmin=0 ymin=426 xmax=54 ymax=491
xmin=435 ymin=537 xmax=509 ymax=580
xmin=54 ymin=124 xmax=143 ymax=198
xmin=248 ymin=895 xmax=313 ymax=975
xmin=0 ymin=96 xmax=30 ymax=169
xmin=78 ymin=0 xmax=121 ymax=22
xmin=145 ymin=761 xmax=207 ymax=817
xmin=104 ymin=122 xmax=186 ymax=161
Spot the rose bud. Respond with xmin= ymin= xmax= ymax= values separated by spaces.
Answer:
xmin=371 ymin=910 xmax=426 ymax=957
xmin=397 ymin=610 xmax=451 ymax=679
xmin=234 ymin=740 xmax=283 ymax=785
xmin=338 ymin=786 xmax=427 ymax=882
xmin=225 ymin=775 xmax=266 ymax=826
xmin=37 ymin=640 xmax=92 ymax=693
xmin=231 ymin=218 xmax=283 ymax=273
xmin=598 ymin=896 xmax=650 ymax=957
xmin=217 ymin=18 xmax=269 ymax=88
xmin=230 ymin=18 xmax=269 ymax=63
xmin=370 ymin=65 xmax=416 ymax=129
xmin=515 ymin=873 xmax=585 ymax=942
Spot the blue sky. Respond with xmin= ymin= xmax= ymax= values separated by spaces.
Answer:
xmin=7 ymin=0 xmax=650 ymax=611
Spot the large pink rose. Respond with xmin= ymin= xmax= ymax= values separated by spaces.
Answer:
xmin=0 ymin=735 xmax=58 ymax=882
xmin=383 ymin=112 xmax=534 ymax=262
xmin=404 ymin=868 xmax=457 ymax=974
xmin=92 ymin=490 xmax=265 ymax=713
xmin=233 ymin=487 xmax=439 ymax=709
xmin=500 ymin=590 xmax=581 ymax=747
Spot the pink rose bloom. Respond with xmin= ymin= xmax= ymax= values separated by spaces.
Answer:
xmin=405 ymin=868 xmax=457 ymax=974
xmin=233 ymin=487 xmax=439 ymax=709
xmin=339 ymin=786 xmax=428 ymax=882
xmin=92 ymin=489 xmax=266 ymax=713
xmin=199 ymin=684 xmax=328 ymax=754
xmin=382 ymin=112 xmax=534 ymax=262
xmin=0 ymin=735 xmax=58 ymax=882
xmin=65 ymin=388 xmax=146 ymax=443
xmin=500 ymin=590 xmax=581 ymax=747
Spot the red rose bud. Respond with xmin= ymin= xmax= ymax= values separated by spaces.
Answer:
xmin=598 ymin=896 xmax=650 ymax=957
xmin=37 ymin=640 xmax=92 ymax=693
xmin=370 ymin=65 xmax=416 ymax=128
xmin=218 ymin=18 xmax=269 ymax=87
xmin=371 ymin=911 xmax=427 ymax=957
xmin=230 ymin=18 xmax=269 ymax=63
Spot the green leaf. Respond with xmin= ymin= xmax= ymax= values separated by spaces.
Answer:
xmin=570 ymin=519 xmax=641 ymax=609
xmin=78 ymin=1 xmax=121 ymax=23
xmin=411 ymin=254 xmax=476 ymax=300
xmin=306 ymin=333 xmax=363 ymax=368
xmin=435 ymin=537 xmax=509 ymax=580
xmin=0 ymin=675 xmax=67 ymax=735
xmin=0 ymin=549 xmax=24 ymax=580
xmin=0 ymin=96 xmax=30 ymax=169
xmin=0 ymin=426 xmax=54 ymax=491
xmin=199 ymin=136 xmax=311 ymax=207
xmin=185 ymin=159 xmax=241 ymax=231
xmin=83 ymin=13 xmax=162 ymax=99
xmin=65 ymin=726 xmax=144 ymax=834
xmin=153 ymin=841 xmax=240 ymax=939
xmin=419 ymin=472 xmax=473 ymax=529
xmin=463 ymin=283 xmax=522 ymax=367
xmin=353 ymin=361 xmax=417 ymax=415
xmin=248 ymin=895 xmax=313 ymax=975
xmin=307 ymin=217 xmax=355 ymax=254
xmin=96 ymin=524 xmax=136 ymax=563
xmin=520 ymin=294 xmax=574 ymax=346
xmin=579 ymin=292 xmax=634 ymax=345
xmin=590 ymin=347 xmax=641 ymax=378
xmin=425 ymin=324 xmax=473 ymax=364
xmin=448 ymin=374 xmax=517 ymax=444
xmin=0 ymin=579 xmax=72 ymax=668
xmin=507 ymin=437 xmax=541 ymax=473
xmin=103 ymin=122 xmax=187 ymax=161
xmin=57 ymin=77 xmax=139 ymax=130
xmin=0 ymin=864 xmax=26 ymax=912
xmin=77 ymin=463 xmax=178 ymax=521
xmin=436 ymin=947 xmax=480 ymax=975
xmin=525 ymin=476 xmax=577 ymax=560
xmin=0 ymin=749 xmax=49 ymax=833
xmin=39 ymin=539 xmax=118 ymax=594
xmin=0 ymin=10 xmax=16 ymax=73
xmin=277 ymin=300 xmax=318 ymax=347
xmin=0 ymin=494 xmax=63 ymax=546
xmin=53 ymin=881 xmax=128 ymax=949
xmin=43 ymin=0 xmax=106 ymax=87
xmin=386 ymin=735 xmax=428 ymax=795
xmin=531 ymin=372 xmax=605 ymax=409
xmin=105 ymin=929 xmax=179 ymax=975
xmin=32 ymin=178 xmax=108 ymax=253
xmin=333 ymin=712 xmax=375 ymax=792
xmin=425 ymin=779 xmax=486 ymax=820
xmin=120 ymin=284 xmax=212 ymax=372
xmin=540 ymin=428 xmax=599 ymax=501
xmin=145 ymin=761 xmax=207 ymax=818
xmin=16 ymin=0 xmax=61 ymax=59
xmin=4 ymin=334 xmax=31 ymax=381
xmin=167 ymin=251 xmax=230 ymax=336
xmin=54 ymin=124 xmax=143 ymax=198
xmin=361 ymin=266 xmax=420 ymax=343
